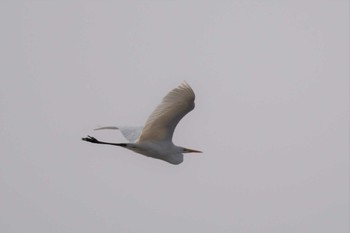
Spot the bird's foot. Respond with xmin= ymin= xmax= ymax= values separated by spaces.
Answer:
xmin=82 ymin=135 xmax=99 ymax=143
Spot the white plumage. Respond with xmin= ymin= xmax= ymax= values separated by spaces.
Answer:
xmin=82 ymin=81 xmax=202 ymax=165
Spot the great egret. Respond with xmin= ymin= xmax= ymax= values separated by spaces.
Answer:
xmin=82 ymin=81 xmax=202 ymax=165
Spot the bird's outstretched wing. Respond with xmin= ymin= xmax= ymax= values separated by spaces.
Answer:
xmin=138 ymin=81 xmax=195 ymax=142
xmin=94 ymin=126 xmax=143 ymax=142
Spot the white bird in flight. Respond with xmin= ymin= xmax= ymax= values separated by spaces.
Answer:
xmin=82 ymin=81 xmax=202 ymax=165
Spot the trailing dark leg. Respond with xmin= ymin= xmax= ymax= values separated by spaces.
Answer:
xmin=82 ymin=135 xmax=127 ymax=147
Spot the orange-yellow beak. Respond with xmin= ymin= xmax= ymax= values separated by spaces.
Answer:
xmin=184 ymin=148 xmax=202 ymax=153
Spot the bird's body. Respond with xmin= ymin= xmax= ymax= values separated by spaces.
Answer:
xmin=126 ymin=141 xmax=185 ymax=165
xmin=82 ymin=81 xmax=201 ymax=165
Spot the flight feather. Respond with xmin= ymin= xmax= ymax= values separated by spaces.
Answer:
xmin=138 ymin=81 xmax=195 ymax=142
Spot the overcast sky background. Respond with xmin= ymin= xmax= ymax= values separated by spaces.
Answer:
xmin=0 ymin=1 xmax=349 ymax=232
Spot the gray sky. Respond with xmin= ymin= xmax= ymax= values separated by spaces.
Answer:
xmin=0 ymin=1 xmax=348 ymax=232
